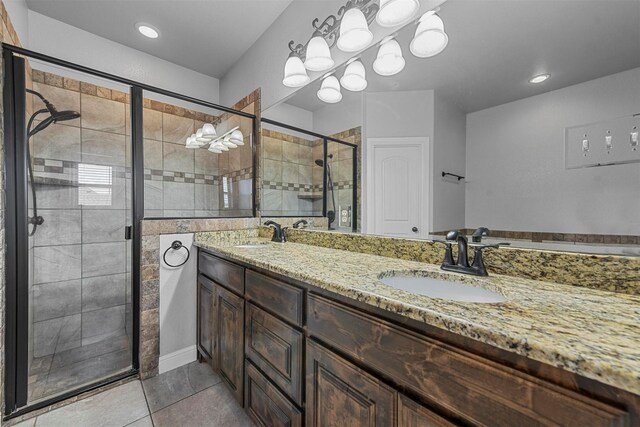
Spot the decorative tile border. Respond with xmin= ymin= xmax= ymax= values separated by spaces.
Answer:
xmin=32 ymin=70 xmax=221 ymax=124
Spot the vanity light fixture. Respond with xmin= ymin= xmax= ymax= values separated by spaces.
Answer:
xmin=376 ymin=0 xmax=419 ymax=27
xmin=229 ymin=129 xmax=245 ymax=145
xmin=195 ymin=128 xmax=212 ymax=143
xmin=373 ymin=36 xmax=405 ymax=76
xmin=410 ymin=10 xmax=449 ymax=58
xmin=337 ymin=5 xmax=373 ymax=52
xmin=317 ymin=74 xmax=343 ymax=103
xmin=529 ymin=73 xmax=550 ymax=84
xmin=340 ymin=58 xmax=367 ymax=91
xmin=136 ymin=23 xmax=160 ymax=39
xmin=283 ymin=52 xmax=311 ymax=87
xmin=304 ymin=31 xmax=335 ymax=72
xmin=185 ymin=125 xmax=243 ymax=153
xmin=201 ymin=123 xmax=217 ymax=138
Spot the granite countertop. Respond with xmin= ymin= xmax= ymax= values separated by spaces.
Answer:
xmin=195 ymin=232 xmax=640 ymax=396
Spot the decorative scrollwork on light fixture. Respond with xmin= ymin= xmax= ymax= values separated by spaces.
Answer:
xmin=287 ymin=0 xmax=379 ymax=62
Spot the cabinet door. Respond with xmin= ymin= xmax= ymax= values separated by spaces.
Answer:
xmin=245 ymin=361 xmax=302 ymax=427
xmin=306 ymin=340 xmax=396 ymax=427
xmin=398 ymin=394 xmax=458 ymax=427
xmin=216 ymin=284 xmax=245 ymax=405
xmin=197 ymin=275 xmax=215 ymax=363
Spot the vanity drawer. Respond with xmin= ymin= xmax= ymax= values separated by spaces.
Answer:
xmin=307 ymin=294 xmax=629 ymax=427
xmin=245 ymin=361 xmax=302 ymax=427
xmin=245 ymin=270 xmax=303 ymax=327
xmin=245 ymin=303 xmax=303 ymax=404
xmin=199 ymin=251 xmax=244 ymax=294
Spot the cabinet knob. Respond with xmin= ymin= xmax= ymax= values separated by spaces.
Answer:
xmin=412 ymin=227 xmax=418 ymax=233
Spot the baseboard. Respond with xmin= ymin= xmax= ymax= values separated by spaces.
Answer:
xmin=159 ymin=345 xmax=197 ymax=374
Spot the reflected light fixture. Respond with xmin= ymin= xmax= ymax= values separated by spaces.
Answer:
xmin=195 ymin=128 xmax=212 ymax=143
xmin=317 ymin=74 xmax=343 ymax=103
xmin=283 ymin=52 xmax=311 ymax=87
xmin=529 ymin=73 xmax=550 ymax=84
xmin=229 ymin=129 xmax=245 ymax=145
xmin=136 ymin=23 xmax=160 ymax=39
xmin=337 ymin=6 xmax=373 ymax=52
xmin=340 ymin=59 xmax=367 ymax=91
xmin=376 ymin=0 xmax=419 ymax=27
xmin=373 ymin=36 xmax=405 ymax=76
xmin=304 ymin=31 xmax=334 ymax=72
xmin=201 ymin=123 xmax=217 ymax=138
xmin=410 ymin=11 xmax=448 ymax=58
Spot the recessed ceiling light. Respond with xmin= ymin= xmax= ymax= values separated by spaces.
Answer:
xmin=136 ymin=23 xmax=160 ymax=39
xmin=529 ymin=73 xmax=550 ymax=84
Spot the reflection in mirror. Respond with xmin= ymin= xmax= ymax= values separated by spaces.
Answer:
xmin=265 ymin=0 xmax=640 ymax=255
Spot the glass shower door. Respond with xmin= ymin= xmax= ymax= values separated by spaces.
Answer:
xmin=24 ymin=60 xmax=134 ymax=404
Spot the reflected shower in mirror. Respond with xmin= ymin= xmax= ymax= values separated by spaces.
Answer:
xmin=263 ymin=0 xmax=640 ymax=255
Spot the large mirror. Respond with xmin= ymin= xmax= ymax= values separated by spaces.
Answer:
xmin=263 ymin=0 xmax=640 ymax=255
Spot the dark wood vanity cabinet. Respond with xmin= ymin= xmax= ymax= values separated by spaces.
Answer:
xmin=197 ymin=252 xmax=245 ymax=406
xmin=197 ymin=249 xmax=637 ymax=426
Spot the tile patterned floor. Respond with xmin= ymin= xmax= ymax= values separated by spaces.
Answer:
xmin=15 ymin=361 xmax=254 ymax=427
xmin=28 ymin=335 xmax=132 ymax=403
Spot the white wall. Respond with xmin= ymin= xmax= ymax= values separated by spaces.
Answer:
xmin=263 ymin=102 xmax=313 ymax=130
xmin=465 ymin=67 xmax=640 ymax=235
xmin=433 ymin=93 xmax=466 ymax=232
xmin=27 ymin=11 xmax=220 ymax=103
xmin=363 ymin=90 xmax=435 ymax=232
xmin=313 ymin=96 xmax=363 ymax=136
xmin=159 ymin=234 xmax=197 ymax=373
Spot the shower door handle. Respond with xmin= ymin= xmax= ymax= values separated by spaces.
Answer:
xmin=124 ymin=226 xmax=133 ymax=240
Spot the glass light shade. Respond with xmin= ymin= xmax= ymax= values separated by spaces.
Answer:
xmin=376 ymin=0 xmax=419 ymax=27
xmin=340 ymin=60 xmax=367 ymax=91
xmin=410 ymin=13 xmax=448 ymax=58
xmin=185 ymin=136 xmax=200 ymax=148
xmin=337 ymin=7 xmax=373 ymax=52
xmin=202 ymin=123 xmax=217 ymax=137
xmin=195 ymin=128 xmax=212 ymax=143
xmin=304 ymin=32 xmax=334 ymax=72
xmin=208 ymin=145 xmax=223 ymax=154
xmin=373 ymin=38 xmax=405 ymax=76
xmin=216 ymin=142 xmax=229 ymax=151
xmin=229 ymin=129 xmax=245 ymax=145
xmin=317 ymin=75 xmax=342 ymax=103
xmin=283 ymin=54 xmax=311 ymax=87
xmin=221 ymin=136 xmax=238 ymax=148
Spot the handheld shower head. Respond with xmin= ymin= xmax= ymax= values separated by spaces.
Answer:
xmin=52 ymin=110 xmax=81 ymax=123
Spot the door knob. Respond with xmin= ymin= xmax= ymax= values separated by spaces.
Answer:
xmin=412 ymin=227 xmax=418 ymax=233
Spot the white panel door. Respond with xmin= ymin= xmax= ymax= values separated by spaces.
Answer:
xmin=368 ymin=138 xmax=428 ymax=238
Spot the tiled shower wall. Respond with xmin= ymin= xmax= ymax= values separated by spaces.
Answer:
xmin=261 ymin=128 xmax=323 ymax=216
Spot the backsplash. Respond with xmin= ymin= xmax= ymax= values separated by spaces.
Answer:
xmin=278 ymin=229 xmax=640 ymax=295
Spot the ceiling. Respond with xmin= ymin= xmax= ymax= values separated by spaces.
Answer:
xmin=284 ymin=0 xmax=640 ymax=113
xmin=25 ymin=0 xmax=294 ymax=79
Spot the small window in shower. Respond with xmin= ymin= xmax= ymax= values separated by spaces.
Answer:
xmin=78 ymin=163 xmax=113 ymax=206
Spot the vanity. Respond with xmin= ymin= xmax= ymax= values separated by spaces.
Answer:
xmin=194 ymin=233 xmax=640 ymax=426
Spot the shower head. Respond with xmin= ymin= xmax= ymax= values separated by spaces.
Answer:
xmin=314 ymin=153 xmax=333 ymax=167
xmin=26 ymin=89 xmax=81 ymax=137
xmin=52 ymin=110 xmax=81 ymax=122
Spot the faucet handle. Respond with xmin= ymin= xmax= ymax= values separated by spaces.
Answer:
xmin=445 ymin=230 xmax=461 ymax=241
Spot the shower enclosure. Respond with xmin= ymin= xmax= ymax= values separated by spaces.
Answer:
xmin=260 ymin=118 xmax=358 ymax=231
xmin=3 ymin=45 xmax=257 ymax=418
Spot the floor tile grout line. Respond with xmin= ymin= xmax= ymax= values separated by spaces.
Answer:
xmin=139 ymin=379 xmax=156 ymax=427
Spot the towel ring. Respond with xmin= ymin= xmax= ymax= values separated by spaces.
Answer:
xmin=163 ymin=240 xmax=190 ymax=268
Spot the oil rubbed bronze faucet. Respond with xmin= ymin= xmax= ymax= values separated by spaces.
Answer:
xmin=440 ymin=230 xmax=509 ymax=276
xmin=264 ymin=220 xmax=287 ymax=243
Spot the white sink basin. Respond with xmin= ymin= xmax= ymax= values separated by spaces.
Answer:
xmin=234 ymin=243 xmax=271 ymax=249
xmin=379 ymin=274 xmax=506 ymax=303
